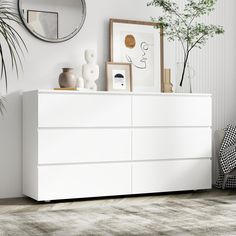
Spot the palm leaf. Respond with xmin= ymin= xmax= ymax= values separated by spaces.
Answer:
xmin=0 ymin=0 xmax=27 ymax=91
xmin=0 ymin=0 xmax=27 ymax=115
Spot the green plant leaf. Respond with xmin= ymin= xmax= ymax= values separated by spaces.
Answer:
xmin=0 ymin=0 xmax=27 ymax=92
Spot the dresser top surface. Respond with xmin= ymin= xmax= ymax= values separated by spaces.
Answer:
xmin=24 ymin=90 xmax=212 ymax=97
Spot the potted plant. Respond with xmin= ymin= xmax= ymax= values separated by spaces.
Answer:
xmin=147 ymin=0 xmax=224 ymax=92
xmin=0 ymin=0 xmax=26 ymax=115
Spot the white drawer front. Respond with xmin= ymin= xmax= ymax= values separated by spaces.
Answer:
xmin=38 ymin=129 xmax=131 ymax=164
xmin=132 ymin=159 xmax=211 ymax=194
xmin=132 ymin=127 xmax=212 ymax=160
xmin=38 ymin=94 xmax=131 ymax=127
xmin=132 ymin=95 xmax=211 ymax=126
xmin=38 ymin=163 xmax=131 ymax=201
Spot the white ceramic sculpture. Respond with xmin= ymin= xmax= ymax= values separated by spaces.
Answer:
xmin=82 ymin=50 xmax=99 ymax=91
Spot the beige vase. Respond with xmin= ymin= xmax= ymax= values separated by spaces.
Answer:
xmin=59 ymin=68 xmax=77 ymax=88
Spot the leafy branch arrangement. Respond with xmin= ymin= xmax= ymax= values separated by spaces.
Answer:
xmin=147 ymin=0 xmax=224 ymax=87
xmin=0 ymin=0 xmax=27 ymax=115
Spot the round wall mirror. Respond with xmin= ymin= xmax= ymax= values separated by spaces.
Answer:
xmin=18 ymin=0 xmax=86 ymax=43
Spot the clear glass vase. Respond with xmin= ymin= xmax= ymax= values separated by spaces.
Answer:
xmin=175 ymin=62 xmax=195 ymax=93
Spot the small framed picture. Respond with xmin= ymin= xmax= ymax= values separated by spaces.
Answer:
xmin=106 ymin=62 xmax=132 ymax=92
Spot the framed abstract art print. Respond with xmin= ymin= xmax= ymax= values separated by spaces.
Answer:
xmin=109 ymin=19 xmax=164 ymax=92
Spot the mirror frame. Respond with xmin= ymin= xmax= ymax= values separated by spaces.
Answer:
xmin=18 ymin=0 xmax=86 ymax=43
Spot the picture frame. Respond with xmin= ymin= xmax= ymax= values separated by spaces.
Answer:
xmin=109 ymin=19 xmax=164 ymax=92
xmin=106 ymin=62 xmax=132 ymax=92
xmin=27 ymin=10 xmax=59 ymax=40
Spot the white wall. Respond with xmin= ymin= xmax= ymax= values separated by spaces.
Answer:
xmin=0 ymin=0 xmax=234 ymax=198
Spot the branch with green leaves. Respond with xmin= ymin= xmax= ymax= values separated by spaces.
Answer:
xmin=147 ymin=0 xmax=224 ymax=87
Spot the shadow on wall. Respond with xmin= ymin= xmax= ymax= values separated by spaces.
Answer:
xmin=0 ymin=91 xmax=23 ymax=198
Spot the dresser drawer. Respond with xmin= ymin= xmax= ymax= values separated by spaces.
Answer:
xmin=38 ymin=128 xmax=131 ymax=164
xmin=132 ymin=95 xmax=211 ymax=126
xmin=38 ymin=93 xmax=131 ymax=127
xmin=132 ymin=159 xmax=211 ymax=194
xmin=38 ymin=163 xmax=131 ymax=201
xmin=132 ymin=127 xmax=212 ymax=160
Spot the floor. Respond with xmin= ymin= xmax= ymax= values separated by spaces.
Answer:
xmin=0 ymin=188 xmax=235 ymax=213
xmin=1 ymin=188 xmax=236 ymax=235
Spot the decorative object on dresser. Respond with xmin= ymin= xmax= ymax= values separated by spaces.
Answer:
xmin=163 ymin=69 xmax=173 ymax=93
xmin=147 ymin=0 xmax=224 ymax=93
xmin=109 ymin=19 xmax=164 ymax=92
xmin=23 ymin=90 xmax=212 ymax=201
xmin=59 ymin=68 xmax=77 ymax=88
xmin=106 ymin=62 xmax=132 ymax=92
xmin=82 ymin=50 xmax=99 ymax=91
xmin=175 ymin=62 xmax=195 ymax=93
xmin=54 ymin=88 xmax=78 ymax=91
xmin=18 ymin=0 xmax=86 ymax=43
xmin=77 ymin=77 xmax=85 ymax=89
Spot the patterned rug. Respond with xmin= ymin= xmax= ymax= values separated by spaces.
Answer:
xmin=1 ymin=196 xmax=236 ymax=236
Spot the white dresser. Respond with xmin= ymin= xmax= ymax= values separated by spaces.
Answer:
xmin=23 ymin=90 xmax=212 ymax=201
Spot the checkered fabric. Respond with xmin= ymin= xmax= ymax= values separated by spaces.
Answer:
xmin=216 ymin=173 xmax=236 ymax=188
xmin=220 ymin=144 xmax=236 ymax=174
xmin=216 ymin=125 xmax=236 ymax=188
xmin=219 ymin=125 xmax=236 ymax=153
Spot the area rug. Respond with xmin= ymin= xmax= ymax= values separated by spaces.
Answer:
xmin=1 ymin=196 xmax=236 ymax=236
